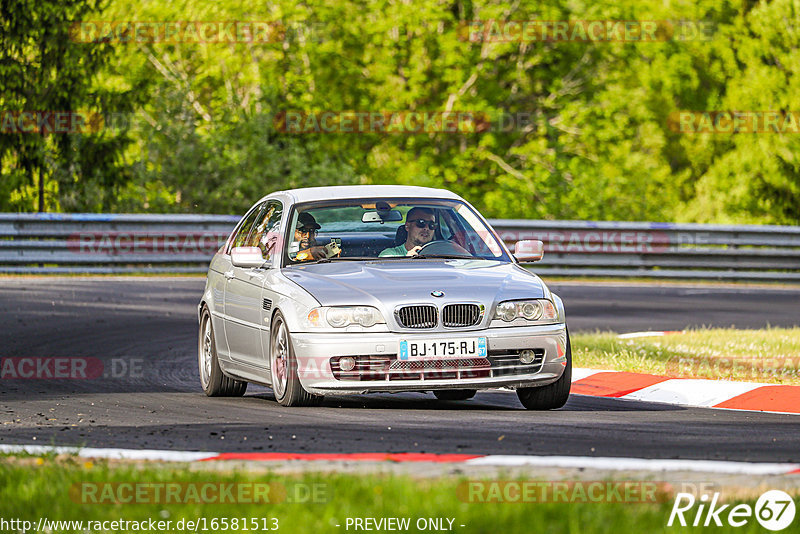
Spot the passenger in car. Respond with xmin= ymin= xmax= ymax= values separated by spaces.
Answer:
xmin=379 ymin=207 xmax=436 ymax=257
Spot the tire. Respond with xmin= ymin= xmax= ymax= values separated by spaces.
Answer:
xmin=433 ymin=389 xmax=477 ymax=401
xmin=516 ymin=329 xmax=572 ymax=410
xmin=270 ymin=311 xmax=324 ymax=407
xmin=199 ymin=307 xmax=247 ymax=397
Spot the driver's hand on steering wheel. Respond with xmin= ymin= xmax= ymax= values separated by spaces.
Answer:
xmin=406 ymin=246 xmax=423 ymax=256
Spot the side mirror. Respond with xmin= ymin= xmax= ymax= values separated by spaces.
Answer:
xmin=231 ymin=246 xmax=266 ymax=268
xmin=514 ymin=240 xmax=544 ymax=262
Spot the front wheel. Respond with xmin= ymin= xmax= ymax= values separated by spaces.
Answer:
xmin=517 ymin=330 xmax=572 ymax=410
xmin=198 ymin=308 xmax=247 ymax=397
xmin=270 ymin=311 xmax=323 ymax=407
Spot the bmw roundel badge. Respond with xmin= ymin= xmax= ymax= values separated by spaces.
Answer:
xmin=431 ymin=290 xmax=445 ymax=297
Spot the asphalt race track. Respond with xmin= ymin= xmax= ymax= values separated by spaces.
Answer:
xmin=1 ymin=277 xmax=799 ymax=461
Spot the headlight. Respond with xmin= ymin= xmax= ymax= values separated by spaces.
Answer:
xmin=519 ymin=301 xmax=542 ymax=320
xmin=351 ymin=307 xmax=379 ymax=327
xmin=307 ymin=306 xmax=385 ymax=328
xmin=495 ymin=301 xmax=517 ymax=322
xmin=493 ymin=299 xmax=558 ymax=323
xmin=326 ymin=307 xmax=350 ymax=328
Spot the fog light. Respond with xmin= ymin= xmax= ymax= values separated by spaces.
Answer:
xmin=339 ymin=356 xmax=356 ymax=371
xmin=519 ymin=350 xmax=536 ymax=364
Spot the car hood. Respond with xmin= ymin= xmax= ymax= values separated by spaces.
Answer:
xmin=281 ymin=259 xmax=547 ymax=308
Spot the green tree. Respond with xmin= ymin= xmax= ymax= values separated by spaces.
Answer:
xmin=683 ymin=0 xmax=800 ymax=224
xmin=0 ymin=0 xmax=136 ymax=211
xmin=3 ymin=0 xmax=798 ymax=225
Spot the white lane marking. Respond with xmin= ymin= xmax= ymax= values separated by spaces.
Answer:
xmin=81 ymin=447 xmax=218 ymax=461
xmin=617 ymin=331 xmax=683 ymax=339
xmin=466 ymin=455 xmax=800 ymax=475
xmin=0 ymin=444 xmax=217 ymax=462
xmin=622 ymin=379 xmax=764 ymax=407
xmin=3 ymin=444 xmax=798 ymax=474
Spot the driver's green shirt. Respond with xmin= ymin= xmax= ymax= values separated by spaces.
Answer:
xmin=378 ymin=244 xmax=410 ymax=257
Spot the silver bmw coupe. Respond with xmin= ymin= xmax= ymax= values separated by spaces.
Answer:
xmin=198 ymin=185 xmax=571 ymax=409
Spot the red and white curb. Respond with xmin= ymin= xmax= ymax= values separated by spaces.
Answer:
xmin=571 ymin=368 xmax=800 ymax=415
xmin=567 ymin=329 xmax=800 ymax=415
xmin=2 ymin=445 xmax=800 ymax=475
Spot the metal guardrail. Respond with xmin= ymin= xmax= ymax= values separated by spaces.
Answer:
xmin=1 ymin=213 xmax=799 ymax=280
xmin=0 ymin=213 xmax=238 ymax=274
xmin=493 ymin=220 xmax=800 ymax=281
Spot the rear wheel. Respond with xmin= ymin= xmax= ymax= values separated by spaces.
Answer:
xmin=198 ymin=308 xmax=247 ymax=397
xmin=517 ymin=330 xmax=572 ymax=410
xmin=270 ymin=311 xmax=323 ymax=407
xmin=433 ymin=389 xmax=477 ymax=401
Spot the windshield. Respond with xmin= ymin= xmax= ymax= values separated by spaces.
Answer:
xmin=283 ymin=198 xmax=510 ymax=264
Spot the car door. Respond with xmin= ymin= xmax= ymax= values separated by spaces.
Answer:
xmin=224 ymin=200 xmax=283 ymax=367
xmin=207 ymin=254 xmax=232 ymax=360
xmin=215 ymin=204 xmax=261 ymax=361
xmin=253 ymin=203 xmax=285 ymax=371
xmin=223 ymin=202 xmax=268 ymax=366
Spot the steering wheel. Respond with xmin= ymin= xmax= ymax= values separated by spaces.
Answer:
xmin=417 ymin=240 xmax=471 ymax=256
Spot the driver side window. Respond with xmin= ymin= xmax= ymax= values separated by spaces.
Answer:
xmin=228 ymin=203 xmax=264 ymax=253
xmin=246 ymin=200 xmax=283 ymax=260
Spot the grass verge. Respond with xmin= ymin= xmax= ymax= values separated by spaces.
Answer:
xmin=1 ymin=458 xmax=795 ymax=533
xmin=572 ymin=328 xmax=800 ymax=385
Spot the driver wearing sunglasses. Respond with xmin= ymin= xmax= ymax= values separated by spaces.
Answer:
xmin=290 ymin=212 xmax=329 ymax=261
xmin=379 ymin=207 xmax=437 ymax=257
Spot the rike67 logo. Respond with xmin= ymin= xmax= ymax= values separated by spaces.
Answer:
xmin=668 ymin=490 xmax=796 ymax=530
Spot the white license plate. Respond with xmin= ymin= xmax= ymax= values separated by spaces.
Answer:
xmin=398 ymin=337 xmax=487 ymax=360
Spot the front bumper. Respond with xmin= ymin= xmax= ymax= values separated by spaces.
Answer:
xmin=291 ymin=324 xmax=568 ymax=394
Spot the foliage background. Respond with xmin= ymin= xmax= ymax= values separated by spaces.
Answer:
xmin=1 ymin=0 xmax=798 ymax=224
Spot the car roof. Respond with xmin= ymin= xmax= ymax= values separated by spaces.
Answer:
xmin=261 ymin=185 xmax=464 ymax=204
